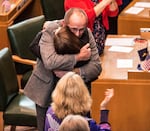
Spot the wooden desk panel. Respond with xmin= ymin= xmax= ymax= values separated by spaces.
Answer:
xmin=0 ymin=0 xmax=41 ymax=49
xmin=128 ymin=70 xmax=150 ymax=79
xmin=92 ymin=79 xmax=150 ymax=131
xmin=0 ymin=0 xmax=32 ymax=49
xmin=118 ymin=0 xmax=150 ymax=35
xmin=91 ymin=35 xmax=150 ymax=131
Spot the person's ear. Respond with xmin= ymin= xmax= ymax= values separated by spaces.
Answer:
xmin=61 ymin=20 xmax=65 ymax=27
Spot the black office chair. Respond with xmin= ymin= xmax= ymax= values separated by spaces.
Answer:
xmin=7 ymin=15 xmax=45 ymax=89
xmin=0 ymin=47 xmax=37 ymax=131
xmin=40 ymin=0 xmax=65 ymax=21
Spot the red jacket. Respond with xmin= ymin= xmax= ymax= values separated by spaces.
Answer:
xmin=64 ymin=0 xmax=122 ymax=30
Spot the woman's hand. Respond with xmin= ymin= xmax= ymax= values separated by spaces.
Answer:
xmin=109 ymin=0 xmax=118 ymax=11
xmin=100 ymin=88 xmax=114 ymax=110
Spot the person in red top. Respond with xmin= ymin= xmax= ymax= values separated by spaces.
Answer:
xmin=64 ymin=0 xmax=122 ymax=55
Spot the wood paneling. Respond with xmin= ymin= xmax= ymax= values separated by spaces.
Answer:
xmin=0 ymin=0 xmax=42 ymax=50
xmin=118 ymin=0 xmax=150 ymax=35
xmin=92 ymin=79 xmax=150 ymax=131
xmin=91 ymin=35 xmax=150 ymax=131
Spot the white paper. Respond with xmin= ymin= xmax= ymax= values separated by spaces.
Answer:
xmin=134 ymin=2 xmax=150 ymax=8
xmin=108 ymin=46 xmax=133 ymax=53
xmin=105 ymin=38 xmax=135 ymax=46
xmin=117 ymin=59 xmax=133 ymax=68
xmin=125 ymin=7 xmax=144 ymax=14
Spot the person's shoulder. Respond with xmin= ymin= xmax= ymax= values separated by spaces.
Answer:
xmin=46 ymin=106 xmax=61 ymax=130
xmin=85 ymin=117 xmax=96 ymax=124
xmin=85 ymin=116 xmax=111 ymax=130
xmin=87 ymin=28 xmax=93 ymax=35
xmin=87 ymin=28 xmax=91 ymax=32
xmin=45 ymin=19 xmax=63 ymax=31
xmin=87 ymin=118 xmax=111 ymax=131
xmin=47 ymin=106 xmax=53 ymax=114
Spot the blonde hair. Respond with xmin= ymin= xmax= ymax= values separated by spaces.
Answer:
xmin=59 ymin=114 xmax=90 ymax=131
xmin=51 ymin=72 xmax=92 ymax=119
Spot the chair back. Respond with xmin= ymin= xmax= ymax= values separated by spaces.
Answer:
xmin=0 ymin=48 xmax=19 ymax=111
xmin=7 ymin=15 xmax=45 ymax=74
xmin=40 ymin=0 xmax=65 ymax=20
xmin=0 ymin=49 xmax=37 ymax=129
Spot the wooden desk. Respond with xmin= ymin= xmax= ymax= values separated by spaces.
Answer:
xmin=118 ymin=0 xmax=150 ymax=35
xmin=0 ymin=0 xmax=42 ymax=49
xmin=91 ymin=35 xmax=150 ymax=131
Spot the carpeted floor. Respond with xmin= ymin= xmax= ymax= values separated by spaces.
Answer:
xmin=4 ymin=126 xmax=38 ymax=131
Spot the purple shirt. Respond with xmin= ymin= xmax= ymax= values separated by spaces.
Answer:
xmin=44 ymin=106 xmax=111 ymax=131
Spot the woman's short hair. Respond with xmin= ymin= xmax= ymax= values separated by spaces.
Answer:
xmin=59 ymin=114 xmax=90 ymax=131
xmin=53 ymin=26 xmax=81 ymax=54
xmin=51 ymin=72 xmax=92 ymax=119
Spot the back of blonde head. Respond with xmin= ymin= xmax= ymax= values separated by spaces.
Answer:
xmin=59 ymin=114 xmax=90 ymax=131
xmin=51 ymin=72 xmax=92 ymax=119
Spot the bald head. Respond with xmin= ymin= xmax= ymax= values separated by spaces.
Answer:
xmin=64 ymin=8 xmax=88 ymax=25
xmin=64 ymin=8 xmax=88 ymax=37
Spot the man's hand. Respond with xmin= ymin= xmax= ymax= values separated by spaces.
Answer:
xmin=75 ymin=43 xmax=91 ymax=61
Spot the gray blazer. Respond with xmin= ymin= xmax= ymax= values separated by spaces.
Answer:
xmin=24 ymin=20 xmax=102 ymax=107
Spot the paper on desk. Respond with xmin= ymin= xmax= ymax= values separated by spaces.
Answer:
xmin=105 ymin=38 xmax=135 ymax=46
xmin=134 ymin=2 xmax=150 ymax=8
xmin=125 ymin=7 xmax=144 ymax=14
xmin=117 ymin=59 xmax=133 ymax=68
xmin=108 ymin=46 xmax=133 ymax=53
